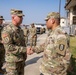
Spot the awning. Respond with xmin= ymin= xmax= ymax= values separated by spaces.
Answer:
xmin=65 ymin=0 xmax=76 ymax=10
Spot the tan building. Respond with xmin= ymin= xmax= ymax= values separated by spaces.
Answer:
xmin=60 ymin=17 xmax=67 ymax=27
xmin=65 ymin=0 xmax=76 ymax=25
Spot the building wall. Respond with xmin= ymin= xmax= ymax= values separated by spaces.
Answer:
xmin=65 ymin=0 xmax=76 ymax=25
xmin=69 ymin=8 xmax=73 ymax=25
xmin=60 ymin=18 xmax=67 ymax=27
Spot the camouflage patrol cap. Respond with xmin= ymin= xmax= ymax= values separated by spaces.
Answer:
xmin=31 ymin=23 xmax=34 ymax=26
xmin=45 ymin=12 xmax=60 ymax=21
xmin=11 ymin=9 xmax=25 ymax=16
xmin=0 ymin=16 xmax=4 ymax=20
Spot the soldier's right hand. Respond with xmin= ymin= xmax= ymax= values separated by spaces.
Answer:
xmin=26 ymin=46 xmax=34 ymax=55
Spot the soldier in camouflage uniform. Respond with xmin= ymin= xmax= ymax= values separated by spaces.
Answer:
xmin=32 ymin=12 xmax=71 ymax=75
xmin=1 ymin=9 xmax=33 ymax=75
xmin=29 ymin=23 xmax=37 ymax=47
xmin=23 ymin=25 xmax=29 ymax=46
xmin=0 ymin=16 xmax=5 ymax=74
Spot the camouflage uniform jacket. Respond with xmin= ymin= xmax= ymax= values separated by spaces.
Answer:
xmin=1 ymin=23 xmax=27 ymax=62
xmin=34 ymin=26 xmax=71 ymax=74
xmin=0 ymin=25 xmax=5 ymax=55
xmin=23 ymin=28 xmax=28 ymax=37
xmin=0 ymin=25 xmax=3 ymax=44
xmin=29 ymin=27 xmax=37 ymax=38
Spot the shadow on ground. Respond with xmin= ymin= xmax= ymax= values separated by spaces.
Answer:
xmin=25 ymin=56 xmax=43 ymax=66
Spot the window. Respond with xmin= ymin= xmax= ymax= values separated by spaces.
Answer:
xmin=73 ymin=16 xmax=76 ymax=24
xmin=73 ymin=6 xmax=76 ymax=15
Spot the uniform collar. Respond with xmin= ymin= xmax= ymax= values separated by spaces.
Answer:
xmin=51 ymin=25 xmax=60 ymax=32
xmin=11 ymin=23 xmax=20 ymax=30
xmin=48 ymin=25 xmax=60 ymax=36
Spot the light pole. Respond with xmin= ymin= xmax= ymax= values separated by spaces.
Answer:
xmin=59 ymin=0 xmax=61 ymax=16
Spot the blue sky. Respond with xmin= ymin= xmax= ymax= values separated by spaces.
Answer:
xmin=0 ymin=0 xmax=66 ymax=24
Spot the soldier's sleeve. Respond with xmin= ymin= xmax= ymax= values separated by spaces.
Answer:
xmin=1 ymin=30 xmax=26 ymax=54
xmin=27 ymin=29 xmax=29 ymax=34
xmin=56 ymin=34 xmax=67 ymax=56
xmin=29 ymin=28 xmax=31 ymax=33
xmin=32 ymin=28 xmax=37 ymax=37
xmin=34 ymin=28 xmax=37 ymax=35
xmin=32 ymin=43 xmax=45 ymax=54
xmin=56 ymin=34 xmax=71 ymax=66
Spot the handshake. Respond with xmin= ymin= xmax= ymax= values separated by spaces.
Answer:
xmin=26 ymin=46 xmax=34 ymax=55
